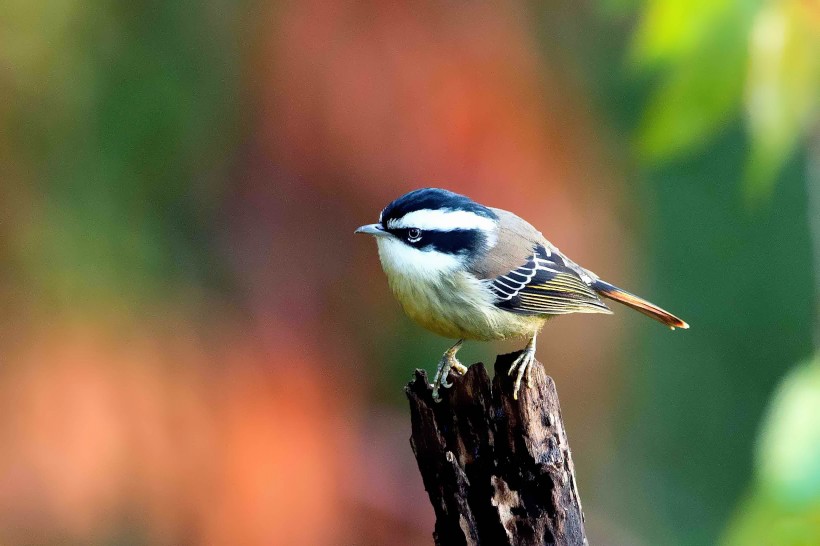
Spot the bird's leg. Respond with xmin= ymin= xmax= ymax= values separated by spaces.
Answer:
xmin=508 ymin=334 xmax=538 ymax=400
xmin=431 ymin=339 xmax=465 ymax=402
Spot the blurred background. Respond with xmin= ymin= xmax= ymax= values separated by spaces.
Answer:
xmin=1 ymin=0 xmax=818 ymax=544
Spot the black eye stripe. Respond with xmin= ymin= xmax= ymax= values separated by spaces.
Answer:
xmin=422 ymin=229 xmax=481 ymax=254
xmin=386 ymin=228 xmax=483 ymax=255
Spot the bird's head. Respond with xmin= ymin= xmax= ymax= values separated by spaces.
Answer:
xmin=356 ymin=188 xmax=499 ymax=279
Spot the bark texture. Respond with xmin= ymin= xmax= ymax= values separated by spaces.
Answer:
xmin=406 ymin=351 xmax=587 ymax=546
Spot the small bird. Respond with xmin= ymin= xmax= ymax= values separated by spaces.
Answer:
xmin=356 ymin=188 xmax=688 ymax=401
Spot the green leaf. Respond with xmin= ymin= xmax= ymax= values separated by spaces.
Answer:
xmin=721 ymin=489 xmax=820 ymax=546
xmin=632 ymin=0 xmax=736 ymax=65
xmin=636 ymin=35 xmax=747 ymax=161
xmin=720 ymin=355 xmax=820 ymax=545
xmin=757 ymin=355 xmax=820 ymax=505
xmin=743 ymin=2 xmax=820 ymax=203
xmin=631 ymin=0 xmax=757 ymax=162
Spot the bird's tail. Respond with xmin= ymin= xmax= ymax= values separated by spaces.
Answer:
xmin=592 ymin=280 xmax=689 ymax=330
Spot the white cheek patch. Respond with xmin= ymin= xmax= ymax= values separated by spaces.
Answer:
xmin=376 ymin=237 xmax=463 ymax=279
xmin=387 ymin=209 xmax=497 ymax=233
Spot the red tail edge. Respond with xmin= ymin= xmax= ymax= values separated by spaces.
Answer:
xmin=594 ymin=281 xmax=689 ymax=330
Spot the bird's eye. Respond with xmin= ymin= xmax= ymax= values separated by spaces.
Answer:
xmin=407 ymin=228 xmax=422 ymax=242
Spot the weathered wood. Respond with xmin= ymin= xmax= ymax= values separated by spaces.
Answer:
xmin=406 ymin=351 xmax=587 ymax=546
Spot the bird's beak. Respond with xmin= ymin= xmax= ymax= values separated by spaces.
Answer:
xmin=354 ymin=223 xmax=389 ymax=237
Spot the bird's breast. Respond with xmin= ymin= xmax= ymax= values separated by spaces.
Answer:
xmin=384 ymin=268 xmax=544 ymax=341
xmin=375 ymin=237 xmax=544 ymax=339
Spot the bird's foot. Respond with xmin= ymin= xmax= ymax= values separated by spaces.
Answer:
xmin=450 ymin=361 xmax=469 ymax=375
xmin=508 ymin=340 xmax=538 ymax=400
xmin=432 ymin=341 xmax=465 ymax=402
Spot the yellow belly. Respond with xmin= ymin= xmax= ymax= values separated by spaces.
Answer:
xmin=388 ymin=270 xmax=547 ymax=341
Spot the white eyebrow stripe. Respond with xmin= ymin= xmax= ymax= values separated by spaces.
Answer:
xmin=387 ymin=209 xmax=497 ymax=232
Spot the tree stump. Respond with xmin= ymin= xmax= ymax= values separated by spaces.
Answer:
xmin=406 ymin=351 xmax=587 ymax=546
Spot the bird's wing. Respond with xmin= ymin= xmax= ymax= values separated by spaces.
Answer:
xmin=469 ymin=208 xmax=548 ymax=279
xmin=489 ymin=244 xmax=612 ymax=316
xmin=468 ymin=207 xmax=610 ymax=315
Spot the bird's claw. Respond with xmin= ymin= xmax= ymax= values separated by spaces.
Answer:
xmin=509 ymin=343 xmax=537 ymax=400
xmin=431 ymin=343 xmax=465 ymax=402
xmin=439 ymin=373 xmax=453 ymax=389
xmin=451 ymin=361 xmax=468 ymax=375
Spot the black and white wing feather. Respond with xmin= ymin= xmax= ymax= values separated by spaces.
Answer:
xmin=490 ymin=245 xmax=611 ymax=316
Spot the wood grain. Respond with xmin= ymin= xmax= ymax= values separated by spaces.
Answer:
xmin=406 ymin=352 xmax=587 ymax=546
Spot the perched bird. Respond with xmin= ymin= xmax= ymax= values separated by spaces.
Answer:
xmin=356 ymin=188 xmax=688 ymax=401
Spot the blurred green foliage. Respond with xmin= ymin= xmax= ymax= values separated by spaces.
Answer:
xmin=632 ymin=0 xmax=820 ymax=202
xmin=619 ymin=0 xmax=820 ymax=542
xmin=528 ymin=1 xmax=820 ymax=543
xmin=721 ymin=355 xmax=820 ymax=545
xmin=614 ymin=125 xmax=814 ymax=546
xmin=1 ymin=0 xmax=241 ymax=311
